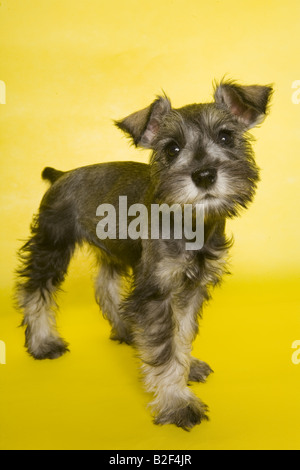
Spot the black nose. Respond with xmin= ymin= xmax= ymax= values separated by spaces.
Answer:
xmin=191 ymin=168 xmax=217 ymax=189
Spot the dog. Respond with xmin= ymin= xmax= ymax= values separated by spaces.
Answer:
xmin=16 ymin=79 xmax=272 ymax=430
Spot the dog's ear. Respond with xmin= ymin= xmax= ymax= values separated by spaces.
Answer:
xmin=214 ymin=81 xmax=273 ymax=129
xmin=115 ymin=95 xmax=171 ymax=148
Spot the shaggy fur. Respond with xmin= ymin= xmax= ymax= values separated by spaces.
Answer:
xmin=15 ymin=80 xmax=272 ymax=430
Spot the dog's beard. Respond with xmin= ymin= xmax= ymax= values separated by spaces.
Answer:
xmin=153 ymin=164 xmax=259 ymax=219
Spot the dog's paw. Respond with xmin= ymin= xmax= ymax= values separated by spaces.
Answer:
xmin=188 ymin=357 xmax=213 ymax=383
xmin=154 ymin=399 xmax=209 ymax=431
xmin=26 ymin=336 xmax=69 ymax=360
xmin=109 ymin=327 xmax=133 ymax=345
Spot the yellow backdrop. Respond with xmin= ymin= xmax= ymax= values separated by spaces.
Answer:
xmin=0 ymin=0 xmax=299 ymax=450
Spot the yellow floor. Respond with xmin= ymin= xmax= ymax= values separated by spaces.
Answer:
xmin=1 ymin=254 xmax=299 ymax=449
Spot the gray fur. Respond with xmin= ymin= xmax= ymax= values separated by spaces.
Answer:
xmin=15 ymin=80 xmax=273 ymax=430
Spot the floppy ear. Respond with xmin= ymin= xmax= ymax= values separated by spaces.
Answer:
xmin=115 ymin=95 xmax=171 ymax=148
xmin=214 ymin=81 xmax=273 ymax=129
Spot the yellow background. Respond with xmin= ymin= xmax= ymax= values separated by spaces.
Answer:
xmin=0 ymin=0 xmax=300 ymax=450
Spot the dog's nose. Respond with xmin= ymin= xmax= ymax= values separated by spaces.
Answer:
xmin=191 ymin=168 xmax=217 ymax=189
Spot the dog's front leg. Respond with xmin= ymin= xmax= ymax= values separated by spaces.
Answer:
xmin=125 ymin=280 xmax=209 ymax=430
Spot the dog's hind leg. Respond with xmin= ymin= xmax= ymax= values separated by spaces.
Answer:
xmin=94 ymin=259 xmax=133 ymax=344
xmin=16 ymin=205 xmax=76 ymax=359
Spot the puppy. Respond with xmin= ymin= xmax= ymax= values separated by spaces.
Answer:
xmin=16 ymin=80 xmax=272 ymax=429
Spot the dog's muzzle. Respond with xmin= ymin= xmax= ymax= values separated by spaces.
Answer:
xmin=191 ymin=168 xmax=217 ymax=189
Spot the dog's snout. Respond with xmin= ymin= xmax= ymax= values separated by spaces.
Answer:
xmin=191 ymin=168 xmax=217 ymax=189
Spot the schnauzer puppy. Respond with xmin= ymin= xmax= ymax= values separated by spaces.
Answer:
xmin=16 ymin=80 xmax=272 ymax=430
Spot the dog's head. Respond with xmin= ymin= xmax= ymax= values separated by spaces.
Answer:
xmin=116 ymin=80 xmax=273 ymax=219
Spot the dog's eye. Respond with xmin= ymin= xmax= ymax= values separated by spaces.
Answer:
xmin=165 ymin=141 xmax=181 ymax=158
xmin=218 ymin=130 xmax=234 ymax=146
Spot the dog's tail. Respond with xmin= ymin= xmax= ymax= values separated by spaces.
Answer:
xmin=42 ymin=167 xmax=65 ymax=184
